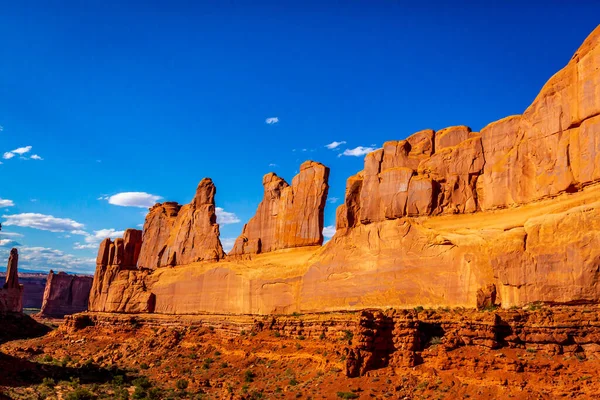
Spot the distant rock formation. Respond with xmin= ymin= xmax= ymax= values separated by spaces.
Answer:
xmin=88 ymin=25 xmax=600 ymax=315
xmin=137 ymin=178 xmax=225 ymax=269
xmin=0 ymin=248 xmax=23 ymax=313
xmin=230 ymin=161 xmax=330 ymax=256
xmin=39 ymin=271 xmax=93 ymax=318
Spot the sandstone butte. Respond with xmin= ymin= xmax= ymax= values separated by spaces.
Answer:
xmin=39 ymin=270 xmax=93 ymax=318
xmin=0 ymin=248 xmax=23 ymax=313
xmin=89 ymin=25 xmax=600 ymax=316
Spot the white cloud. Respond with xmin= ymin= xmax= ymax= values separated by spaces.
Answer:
xmin=2 ymin=246 xmax=96 ymax=273
xmin=0 ymin=239 xmax=20 ymax=247
xmin=0 ymin=199 xmax=15 ymax=207
xmin=105 ymin=192 xmax=162 ymax=208
xmin=12 ymin=146 xmax=32 ymax=155
xmin=0 ymin=125 xmax=3 ymax=131
xmin=3 ymin=146 xmax=42 ymax=161
xmin=265 ymin=117 xmax=279 ymax=125
xmin=0 ymin=231 xmax=23 ymax=238
xmin=328 ymin=197 xmax=339 ymax=204
xmin=73 ymin=243 xmax=97 ymax=250
xmin=322 ymin=225 xmax=336 ymax=239
xmin=339 ymin=146 xmax=376 ymax=157
xmin=269 ymin=163 xmax=278 ymax=167
xmin=220 ymin=237 xmax=236 ymax=253
xmin=215 ymin=207 xmax=241 ymax=224
xmin=2 ymin=213 xmax=85 ymax=233
xmin=325 ymin=141 xmax=346 ymax=150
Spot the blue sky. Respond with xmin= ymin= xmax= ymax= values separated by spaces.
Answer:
xmin=1 ymin=1 xmax=598 ymax=274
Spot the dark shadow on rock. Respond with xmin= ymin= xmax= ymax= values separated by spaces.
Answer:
xmin=0 ymin=352 xmax=127 ymax=388
xmin=0 ymin=313 xmax=52 ymax=345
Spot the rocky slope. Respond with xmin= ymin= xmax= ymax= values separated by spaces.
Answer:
xmin=39 ymin=271 xmax=93 ymax=318
xmin=0 ymin=248 xmax=23 ymax=313
xmin=89 ymin=25 xmax=600 ymax=315
xmin=4 ymin=306 xmax=600 ymax=399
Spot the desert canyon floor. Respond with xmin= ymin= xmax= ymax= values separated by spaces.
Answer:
xmin=2 ymin=306 xmax=600 ymax=399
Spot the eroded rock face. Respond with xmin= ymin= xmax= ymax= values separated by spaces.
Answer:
xmin=0 ymin=248 xmax=23 ymax=313
xmin=88 ymin=229 xmax=155 ymax=313
xmin=137 ymin=178 xmax=225 ymax=269
xmin=40 ymin=271 xmax=93 ymax=317
xmin=230 ymin=161 xmax=330 ymax=256
xmin=88 ymin=26 xmax=600 ymax=315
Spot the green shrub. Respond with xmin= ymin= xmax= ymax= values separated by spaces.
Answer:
xmin=414 ymin=306 xmax=424 ymax=312
xmin=176 ymin=379 xmax=189 ymax=391
xmin=337 ymin=392 xmax=359 ymax=399
xmin=65 ymin=388 xmax=96 ymax=400
xmin=140 ymin=362 xmax=149 ymax=370
xmin=244 ymin=370 xmax=256 ymax=383
xmin=430 ymin=336 xmax=442 ymax=345
xmin=342 ymin=330 xmax=353 ymax=342
xmin=42 ymin=377 xmax=56 ymax=388
xmin=289 ymin=378 xmax=298 ymax=386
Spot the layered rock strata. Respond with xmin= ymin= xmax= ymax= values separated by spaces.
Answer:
xmin=39 ymin=271 xmax=93 ymax=318
xmin=89 ymin=25 xmax=600 ymax=315
xmin=88 ymin=229 xmax=154 ymax=313
xmin=230 ymin=161 xmax=330 ymax=256
xmin=0 ymin=248 xmax=23 ymax=313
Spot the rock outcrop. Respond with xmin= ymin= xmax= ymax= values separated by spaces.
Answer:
xmin=39 ymin=271 xmax=93 ymax=317
xmin=0 ymin=248 xmax=23 ymax=313
xmin=137 ymin=178 xmax=225 ymax=269
xmin=88 ymin=229 xmax=154 ymax=313
xmin=230 ymin=161 xmax=330 ymax=256
xmin=88 ymin=25 xmax=600 ymax=315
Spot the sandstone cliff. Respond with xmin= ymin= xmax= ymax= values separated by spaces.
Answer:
xmin=89 ymin=25 xmax=600 ymax=315
xmin=0 ymin=248 xmax=23 ymax=313
xmin=137 ymin=178 xmax=225 ymax=269
xmin=39 ymin=271 xmax=93 ymax=318
xmin=88 ymin=229 xmax=155 ymax=313
xmin=230 ymin=161 xmax=330 ymax=256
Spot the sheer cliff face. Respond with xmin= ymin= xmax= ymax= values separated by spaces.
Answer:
xmin=40 ymin=271 xmax=93 ymax=317
xmin=88 ymin=229 xmax=154 ymax=313
xmin=137 ymin=178 xmax=225 ymax=269
xmin=90 ymin=25 xmax=600 ymax=315
xmin=0 ymin=248 xmax=23 ymax=313
xmin=229 ymin=161 xmax=330 ymax=256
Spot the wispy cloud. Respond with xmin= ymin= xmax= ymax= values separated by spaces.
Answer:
xmin=328 ymin=197 xmax=339 ymax=204
xmin=74 ymin=228 xmax=125 ymax=250
xmin=322 ymin=225 xmax=336 ymax=239
xmin=0 ymin=231 xmax=24 ymax=238
xmin=339 ymin=146 xmax=376 ymax=157
xmin=215 ymin=207 xmax=241 ymax=224
xmin=0 ymin=239 xmax=21 ymax=247
xmin=3 ymin=146 xmax=43 ymax=161
xmin=220 ymin=237 xmax=236 ymax=253
xmin=0 ymin=199 xmax=15 ymax=207
xmin=265 ymin=117 xmax=279 ymax=125
xmin=102 ymin=192 xmax=162 ymax=208
xmin=269 ymin=163 xmax=278 ymax=167
xmin=325 ymin=141 xmax=346 ymax=150
xmin=2 ymin=213 xmax=85 ymax=233
xmin=0 ymin=246 xmax=96 ymax=273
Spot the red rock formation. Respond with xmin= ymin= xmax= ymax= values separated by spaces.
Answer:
xmin=230 ymin=161 xmax=330 ymax=256
xmin=88 ymin=229 xmax=154 ymax=313
xmin=4 ymin=248 xmax=19 ymax=289
xmin=88 ymin=26 xmax=600 ymax=315
xmin=40 ymin=271 xmax=93 ymax=317
xmin=0 ymin=248 xmax=23 ymax=313
xmin=137 ymin=178 xmax=224 ymax=269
